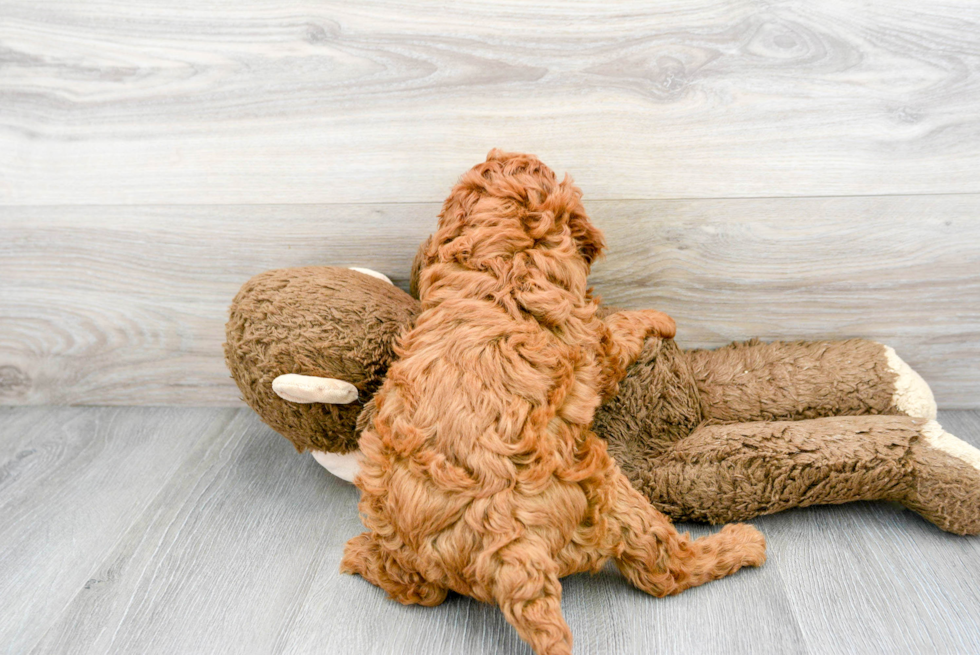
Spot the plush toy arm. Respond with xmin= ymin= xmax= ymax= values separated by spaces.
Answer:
xmin=685 ymin=338 xmax=937 ymax=423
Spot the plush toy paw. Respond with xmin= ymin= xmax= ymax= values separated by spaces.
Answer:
xmin=348 ymin=267 xmax=394 ymax=286
xmin=905 ymin=420 xmax=980 ymax=535
xmin=881 ymin=345 xmax=937 ymax=420
xmin=311 ymin=449 xmax=363 ymax=482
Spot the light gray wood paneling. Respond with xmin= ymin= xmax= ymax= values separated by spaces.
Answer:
xmin=1 ymin=1 xmax=979 ymax=205
xmin=5 ymin=407 xmax=980 ymax=654
xmin=594 ymin=196 xmax=980 ymax=409
xmin=0 ymin=406 xmax=239 ymax=654
xmin=2 ymin=195 xmax=978 ymax=407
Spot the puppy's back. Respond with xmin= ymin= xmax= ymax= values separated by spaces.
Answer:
xmin=358 ymin=150 xmax=609 ymax=584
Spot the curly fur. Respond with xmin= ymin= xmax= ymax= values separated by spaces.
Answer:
xmin=341 ymin=151 xmax=766 ymax=655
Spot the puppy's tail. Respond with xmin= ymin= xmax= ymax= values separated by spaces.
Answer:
xmin=609 ymin=473 xmax=766 ymax=596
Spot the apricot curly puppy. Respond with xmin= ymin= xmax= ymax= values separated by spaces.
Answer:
xmin=342 ymin=150 xmax=766 ymax=655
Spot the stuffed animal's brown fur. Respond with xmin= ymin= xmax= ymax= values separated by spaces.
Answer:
xmin=340 ymin=151 xmax=765 ymax=655
xmin=224 ymin=266 xmax=417 ymax=453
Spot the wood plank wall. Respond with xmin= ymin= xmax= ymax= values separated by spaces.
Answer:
xmin=2 ymin=1 xmax=979 ymax=407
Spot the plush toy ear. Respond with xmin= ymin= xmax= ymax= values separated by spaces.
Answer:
xmin=272 ymin=374 xmax=359 ymax=404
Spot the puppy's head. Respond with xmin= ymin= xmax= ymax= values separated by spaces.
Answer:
xmin=418 ymin=151 xmax=605 ymax=292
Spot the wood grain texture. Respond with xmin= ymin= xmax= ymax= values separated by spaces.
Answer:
xmin=0 ymin=406 xmax=238 ymax=654
xmin=1 ymin=1 xmax=979 ymax=205
xmin=4 ymin=406 xmax=978 ymax=654
xmin=278 ymin=544 xmax=803 ymax=655
xmin=2 ymin=195 xmax=978 ymax=407
xmin=28 ymin=409 xmax=359 ymax=655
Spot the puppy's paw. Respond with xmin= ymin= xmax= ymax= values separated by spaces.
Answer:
xmin=719 ymin=523 xmax=767 ymax=567
xmin=637 ymin=309 xmax=676 ymax=340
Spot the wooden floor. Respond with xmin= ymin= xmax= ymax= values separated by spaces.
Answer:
xmin=2 ymin=406 xmax=979 ymax=655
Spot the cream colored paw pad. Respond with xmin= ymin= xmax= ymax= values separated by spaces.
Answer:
xmin=312 ymin=449 xmax=363 ymax=482
xmin=882 ymin=345 xmax=937 ymax=420
xmin=922 ymin=420 xmax=980 ymax=471
xmin=349 ymin=267 xmax=394 ymax=285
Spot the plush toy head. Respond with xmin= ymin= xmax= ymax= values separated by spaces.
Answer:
xmin=224 ymin=266 xmax=419 ymax=453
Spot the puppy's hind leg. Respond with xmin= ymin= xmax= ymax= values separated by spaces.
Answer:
xmin=609 ymin=472 xmax=766 ymax=596
xmin=341 ymin=532 xmax=448 ymax=607
xmin=490 ymin=542 xmax=573 ymax=655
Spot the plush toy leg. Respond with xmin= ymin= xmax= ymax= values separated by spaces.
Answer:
xmin=631 ymin=415 xmax=914 ymax=524
xmin=905 ymin=421 xmax=980 ymax=535
xmin=628 ymin=415 xmax=980 ymax=534
xmin=881 ymin=345 xmax=938 ymax=420
xmin=686 ymin=339 xmax=936 ymax=422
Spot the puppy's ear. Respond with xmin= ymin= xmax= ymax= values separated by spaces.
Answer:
xmin=566 ymin=200 xmax=605 ymax=267
xmin=552 ymin=173 xmax=604 ymax=266
xmin=410 ymin=235 xmax=433 ymax=299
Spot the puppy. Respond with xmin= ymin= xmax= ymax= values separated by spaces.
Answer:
xmin=342 ymin=151 xmax=765 ymax=655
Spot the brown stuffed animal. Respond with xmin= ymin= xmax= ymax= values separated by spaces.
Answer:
xmin=225 ymin=243 xmax=980 ymax=539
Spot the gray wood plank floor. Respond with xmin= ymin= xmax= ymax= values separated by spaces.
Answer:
xmin=3 ymin=406 xmax=979 ymax=654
